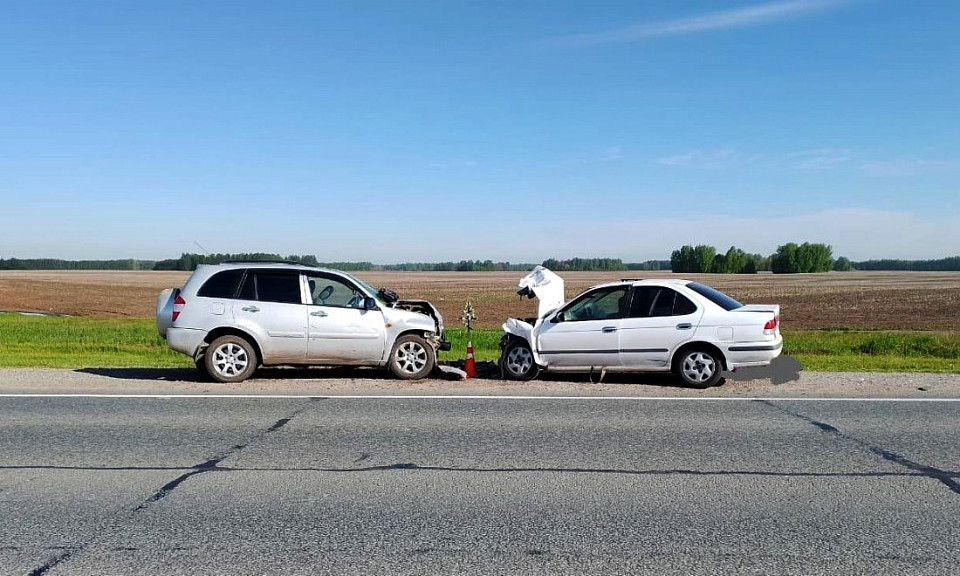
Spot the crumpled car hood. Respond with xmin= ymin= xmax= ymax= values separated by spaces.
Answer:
xmin=517 ymin=266 xmax=565 ymax=318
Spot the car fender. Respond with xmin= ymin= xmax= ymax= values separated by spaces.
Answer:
xmin=502 ymin=318 xmax=545 ymax=366
xmin=382 ymin=308 xmax=437 ymax=351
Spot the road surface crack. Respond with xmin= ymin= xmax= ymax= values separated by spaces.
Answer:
xmin=757 ymin=400 xmax=960 ymax=496
xmin=23 ymin=400 xmax=319 ymax=576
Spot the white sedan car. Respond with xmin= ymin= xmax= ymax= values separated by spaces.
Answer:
xmin=499 ymin=268 xmax=782 ymax=388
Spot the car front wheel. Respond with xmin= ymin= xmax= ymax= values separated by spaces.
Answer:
xmin=500 ymin=339 xmax=540 ymax=381
xmin=674 ymin=347 xmax=724 ymax=389
xmin=204 ymin=335 xmax=258 ymax=383
xmin=388 ymin=334 xmax=436 ymax=380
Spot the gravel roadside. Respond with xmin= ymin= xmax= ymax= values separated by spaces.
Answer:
xmin=0 ymin=368 xmax=958 ymax=398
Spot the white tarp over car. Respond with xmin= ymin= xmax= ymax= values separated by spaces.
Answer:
xmin=517 ymin=265 xmax=565 ymax=318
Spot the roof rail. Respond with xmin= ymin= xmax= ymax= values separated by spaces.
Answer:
xmin=620 ymin=278 xmax=643 ymax=282
xmin=220 ymin=259 xmax=306 ymax=265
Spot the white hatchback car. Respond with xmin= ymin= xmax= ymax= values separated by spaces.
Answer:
xmin=157 ymin=262 xmax=449 ymax=383
xmin=500 ymin=268 xmax=781 ymax=388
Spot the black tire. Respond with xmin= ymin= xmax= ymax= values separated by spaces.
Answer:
xmin=203 ymin=335 xmax=258 ymax=383
xmin=673 ymin=346 xmax=724 ymax=389
xmin=500 ymin=339 xmax=540 ymax=381
xmin=388 ymin=334 xmax=436 ymax=380
xmin=194 ymin=355 xmax=211 ymax=381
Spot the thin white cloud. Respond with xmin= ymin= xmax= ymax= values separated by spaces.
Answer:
xmin=789 ymin=148 xmax=852 ymax=169
xmin=861 ymin=159 xmax=950 ymax=177
xmin=547 ymin=0 xmax=851 ymax=46
xmin=427 ymin=159 xmax=480 ymax=169
xmin=602 ymin=146 xmax=624 ymax=162
xmin=657 ymin=149 xmax=750 ymax=169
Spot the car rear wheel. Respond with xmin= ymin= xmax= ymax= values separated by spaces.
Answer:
xmin=204 ymin=335 xmax=258 ymax=383
xmin=500 ymin=339 xmax=540 ymax=381
xmin=388 ymin=334 xmax=436 ymax=380
xmin=674 ymin=347 xmax=724 ymax=389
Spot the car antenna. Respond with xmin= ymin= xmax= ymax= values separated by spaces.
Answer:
xmin=193 ymin=241 xmax=211 ymax=256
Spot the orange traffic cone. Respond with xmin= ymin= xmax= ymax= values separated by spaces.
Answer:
xmin=465 ymin=341 xmax=478 ymax=378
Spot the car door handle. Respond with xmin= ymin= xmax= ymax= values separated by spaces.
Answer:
xmin=602 ymin=326 xmax=618 ymax=333
xmin=311 ymin=310 xmax=328 ymax=317
xmin=676 ymin=323 xmax=692 ymax=330
xmin=241 ymin=306 xmax=260 ymax=312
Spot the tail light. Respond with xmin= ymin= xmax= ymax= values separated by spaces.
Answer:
xmin=763 ymin=315 xmax=779 ymax=334
xmin=172 ymin=295 xmax=186 ymax=322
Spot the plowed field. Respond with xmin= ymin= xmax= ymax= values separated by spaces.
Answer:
xmin=1 ymin=270 xmax=958 ymax=331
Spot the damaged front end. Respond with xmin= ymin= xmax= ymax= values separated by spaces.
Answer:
xmin=378 ymin=288 xmax=452 ymax=351
xmin=395 ymin=299 xmax=452 ymax=351
xmin=516 ymin=265 xmax=565 ymax=318
xmin=500 ymin=265 xmax=566 ymax=363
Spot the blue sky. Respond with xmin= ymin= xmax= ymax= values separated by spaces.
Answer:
xmin=1 ymin=0 xmax=957 ymax=262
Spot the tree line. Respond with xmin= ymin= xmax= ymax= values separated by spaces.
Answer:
xmin=155 ymin=254 xmax=668 ymax=272
xmin=0 ymin=258 xmax=153 ymax=270
xmin=3 ymin=252 xmax=959 ymax=273
xmin=852 ymin=256 xmax=960 ymax=271
xmin=670 ymin=243 xmax=854 ymax=274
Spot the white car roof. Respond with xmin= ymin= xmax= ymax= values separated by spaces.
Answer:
xmin=588 ymin=278 xmax=695 ymax=290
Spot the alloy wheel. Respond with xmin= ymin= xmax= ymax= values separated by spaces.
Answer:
xmin=212 ymin=342 xmax=249 ymax=378
xmin=682 ymin=351 xmax=716 ymax=384
xmin=506 ymin=346 xmax=534 ymax=377
xmin=395 ymin=341 xmax=428 ymax=374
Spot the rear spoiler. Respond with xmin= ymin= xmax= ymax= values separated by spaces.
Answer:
xmin=735 ymin=305 xmax=780 ymax=315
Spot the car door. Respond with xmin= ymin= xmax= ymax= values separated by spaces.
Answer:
xmin=535 ymin=285 xmax=627 ymax=368
xmin=304 ymin=273 xmax=386 ymax=364
xmin=618 ymin=286 xmax=703 ymax=368
xmin=232 ymin=270 xmax=308 ymax=364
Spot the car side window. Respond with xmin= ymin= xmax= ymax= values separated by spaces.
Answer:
xmin=628 ymin=287 xmax=658 ymax=318
xmin=673 ymin=292 xmax=697 ymax=316
xmin=197 ymin=269 xmax=244 ymax=299
xmin=649 ymin=289 xmax=675 ymax=317
xmin=561 ymin=287 xmax=628 ymax=322
xmin=307 ymin=275 xmax=365 ymax=309
xmin=238 ymin=271 xmax=302 ymax=304
xmin=238 ymin=272 xmax=256 ymax=301
xmin=629 ymin=287 xmax=698 ymax=318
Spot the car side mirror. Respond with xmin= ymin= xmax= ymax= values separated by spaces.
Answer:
xmin=363 ymin=297 xmax=378 ymax=311
xmin=552 ymin=311 xmax=564 ymax=323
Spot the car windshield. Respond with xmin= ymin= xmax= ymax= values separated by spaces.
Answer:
xmin=341 ymin=272 xmax=389 ymax=306
xmin=685 ymin=282 xmax=743 ymax=311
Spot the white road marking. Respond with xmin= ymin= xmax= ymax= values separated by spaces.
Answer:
xmin=0 ymin=393 xmax=959 ymax=402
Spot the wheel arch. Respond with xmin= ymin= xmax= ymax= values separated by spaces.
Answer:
xmin=387 ymin=331 xmax=437 ymax=380
xmin=203 ymin=327 xmax=264 ymax=366
xmin=389 ymin=329 xmax=440 ymax=357
xmin=670 ymin=341 xmax=728 ymax=372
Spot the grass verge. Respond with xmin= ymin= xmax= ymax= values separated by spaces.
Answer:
xmin=1 ymin=314 xmax=958 ymax=373
xmin=0 ymin=315 xmax=191 ymax=369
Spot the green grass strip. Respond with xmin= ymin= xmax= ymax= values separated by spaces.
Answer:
xmin=1 ymin=314 xmax=958 ymax=373
xmin=0 ymin=315 xmax=191 ymax=368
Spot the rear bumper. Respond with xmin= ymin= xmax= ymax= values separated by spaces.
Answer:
xmin=166 ymin=327 xmax=207 ymax=358
xmin=723 ymin=340 xmax=783 ymax=369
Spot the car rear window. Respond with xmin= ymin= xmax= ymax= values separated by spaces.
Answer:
xmin=237 ymin=271 xmax=302 ymax=304
xmin=629 ymin=287 xmax=698 ymax=317
xmin=255 ymin=273 xmax=302 ymax=304
xmin=197 ymin=269 xmax=244 ymax=299
xmin=686 ymin=282 xmax=743 ymax=311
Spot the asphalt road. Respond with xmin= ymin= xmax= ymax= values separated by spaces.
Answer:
xmin=1 ymin=392 xmax=959 ymax=575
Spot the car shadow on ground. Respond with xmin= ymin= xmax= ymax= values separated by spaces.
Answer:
xmin=75 ymin=357 xmax=800 ymax=386
xmin=462 ymin=357 xmax=801 ymax=388
xmin=76 ymin=367 xmax=203 ymax=381
xmin=541 ymin=371 xmax=683 ymax=388
xmin=454 ymin=361 xmax=699 ymax=389
xmin=75 ymin=366 xmax=397 ymax=382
